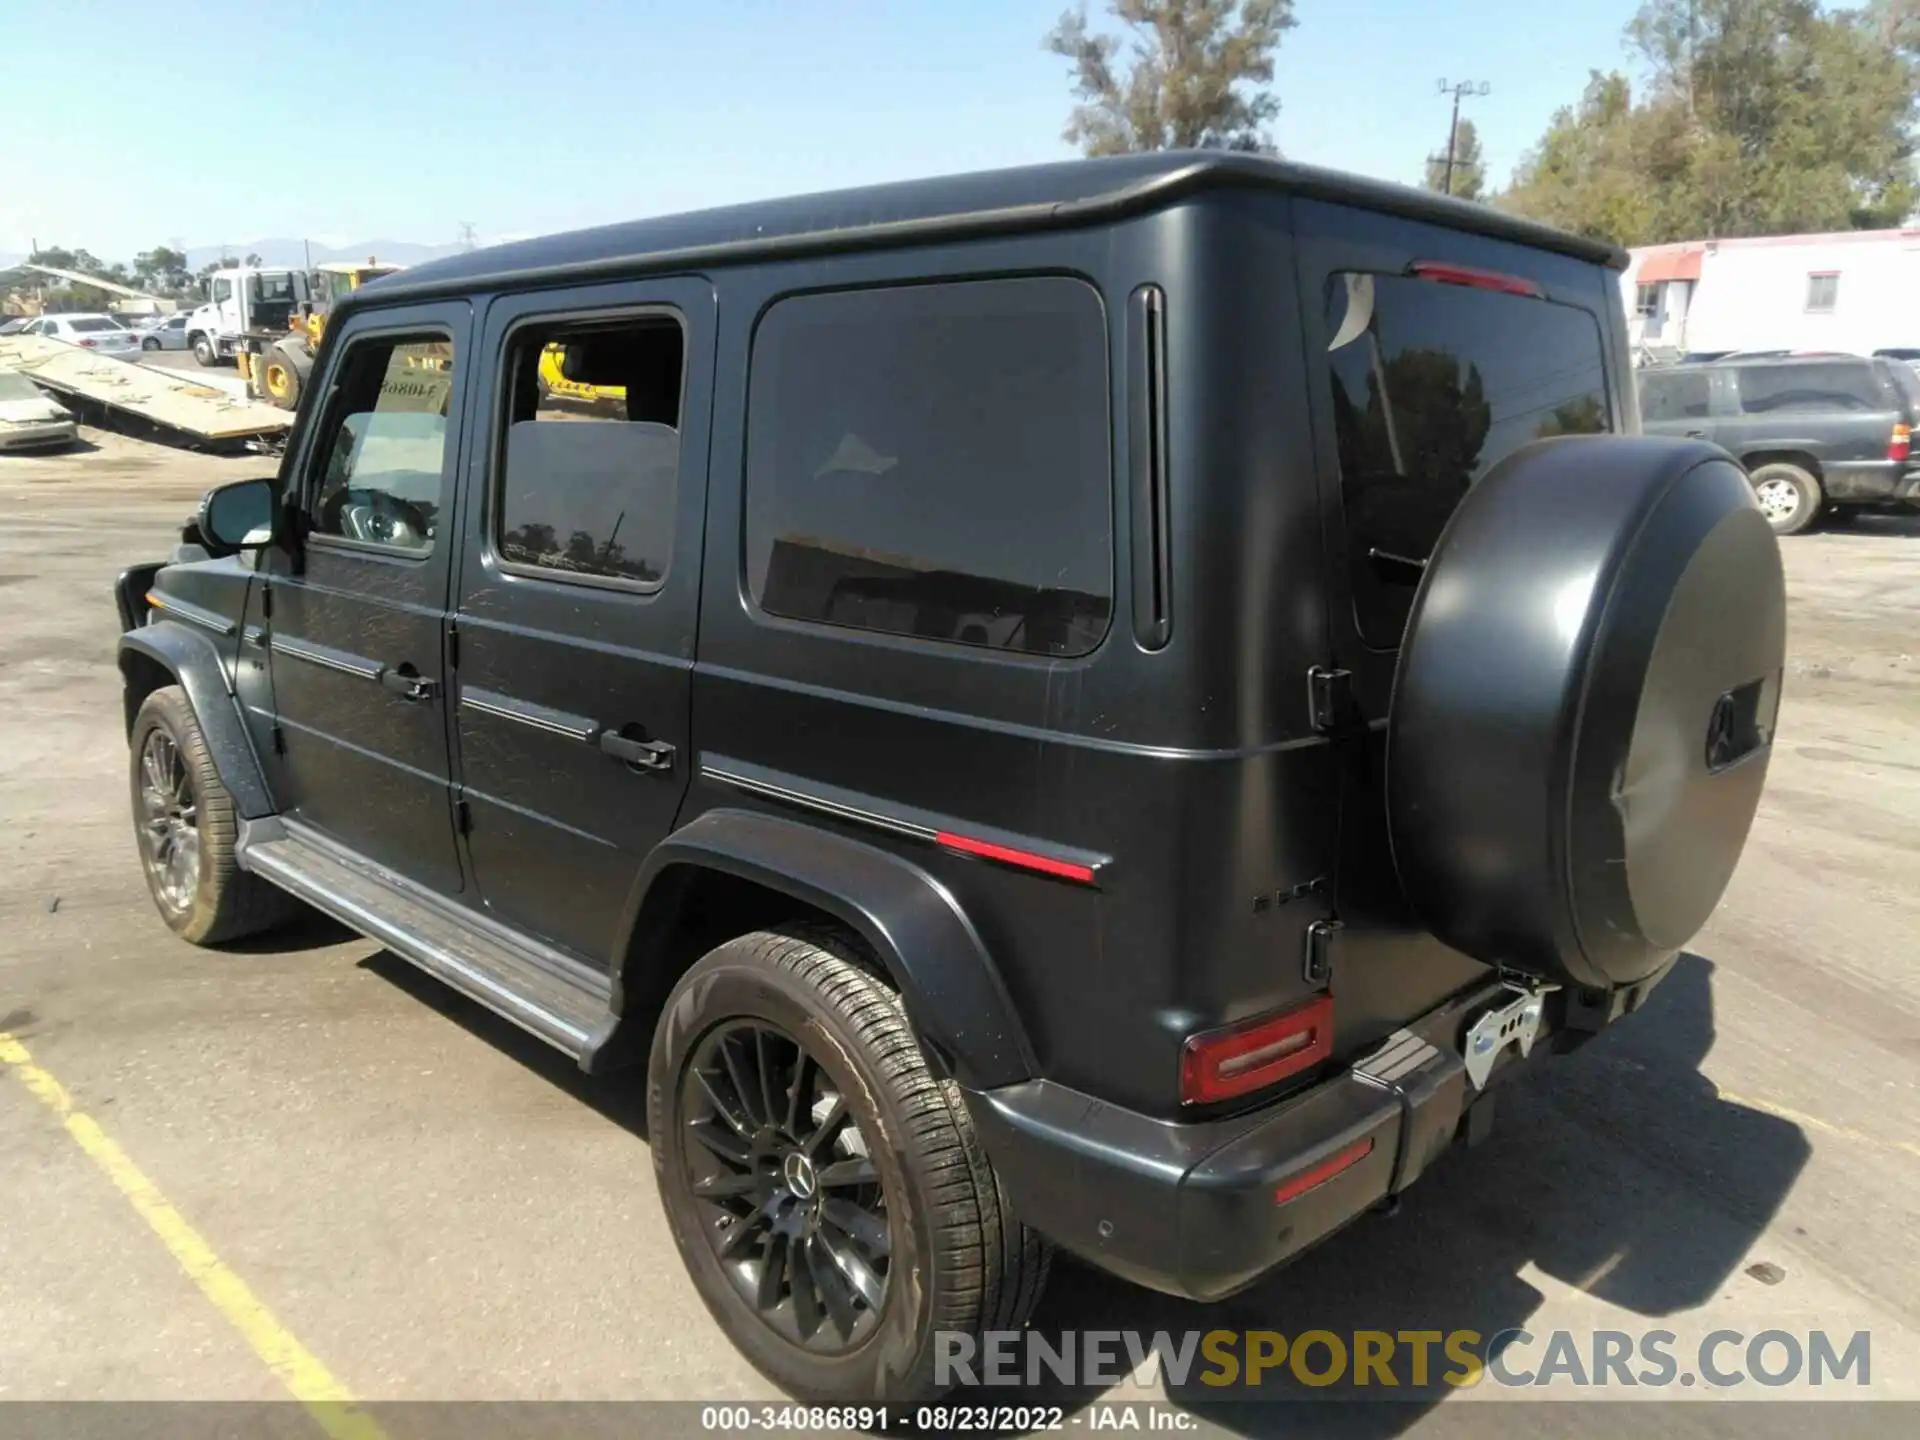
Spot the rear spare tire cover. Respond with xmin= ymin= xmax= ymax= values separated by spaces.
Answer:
xmin=1387 ymin=436 xmax=1785 ymax=990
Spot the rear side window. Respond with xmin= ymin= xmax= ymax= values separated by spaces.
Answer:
xmin=494 ymin=315 xmax=684 ymax=588
xmin=745 ymin=278 xmax=1112 ymax=658
xmin=70 ymin=317 xmax=121 ymax=333
xmin=1323 ymin=270 xmax=1610 ymax=649
xmin=1638 ymin=367 xmax=1713 ymax=421
xmin=1735 ymin=363 xmax=1882 ymax=414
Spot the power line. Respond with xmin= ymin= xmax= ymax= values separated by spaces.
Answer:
xmin=1430 ymin=79 xmax=1490 ymax=196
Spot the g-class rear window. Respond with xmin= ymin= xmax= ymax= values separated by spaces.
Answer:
xmin=1324 ymin=270 xmax=1610 ymax=650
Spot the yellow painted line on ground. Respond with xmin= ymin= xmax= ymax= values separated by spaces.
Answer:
xmin=1718 ymin=1084 xmax=1920 ymax=1162
xmin=0 ymin=1032 xmax=388 ymax=1440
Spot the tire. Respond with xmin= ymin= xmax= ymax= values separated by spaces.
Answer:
xmin=141 ymin=336 xmax=160 ymax=352
xmin=190 ymin=334 xmax=216 ymax=366
xmin=129 ymin=686 xmax=292 ymax=946
xmin=1748 ymin=461 xmax=1822 ymax=536
xmin=263 ymin=347 xmax=304 ymax=411
xmin=649 ymin=927 xmax=1050 ymax=1403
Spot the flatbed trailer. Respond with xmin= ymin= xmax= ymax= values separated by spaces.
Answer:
xmin=0 ymin=334 xmax=291 ymax=445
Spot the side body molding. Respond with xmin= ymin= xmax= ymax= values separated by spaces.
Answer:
xmin=118 ymin=621 xmax=275 ymax=819
xmin=617 ymin=808 xmax=1037 ymax=1089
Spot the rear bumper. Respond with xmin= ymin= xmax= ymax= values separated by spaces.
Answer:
xmin=1824 ymin=460 xmax=1916 ymax=503
xmin=964 ymin=978 xmax=1527 ymax=1303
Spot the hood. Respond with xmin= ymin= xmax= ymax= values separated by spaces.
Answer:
xmin=0 ymin=395 xmax=71 ymax=424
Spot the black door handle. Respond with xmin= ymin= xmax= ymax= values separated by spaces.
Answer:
xmin=1685 ymin=429 xmax=1708 ymax=438
xmin=379 ymin=665 xmax=440 ymax=702
xmin=599 ymin=730 xmax=675 ymax=772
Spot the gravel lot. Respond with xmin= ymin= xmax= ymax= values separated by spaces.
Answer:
xmin=1 ymin=430 xmax=1916 ymax=1433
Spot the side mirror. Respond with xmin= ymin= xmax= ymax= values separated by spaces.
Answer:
xmin=198 ymin=477 xmax=278 ymax=553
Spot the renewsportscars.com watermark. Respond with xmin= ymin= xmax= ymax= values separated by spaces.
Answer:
xmin=936 ymin=1327 xmax=1872 ymax=1392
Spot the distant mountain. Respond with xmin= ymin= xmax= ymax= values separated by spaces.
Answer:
xmin=180 ymin=239 xmax=466 ymax=271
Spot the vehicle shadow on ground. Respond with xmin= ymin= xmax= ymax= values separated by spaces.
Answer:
xmin=355 ymin=948 xmax=652 ymax=1137
xmin=1826 ymin=512 xmax=1920 ymax=538
xmin=353 ymin=947 xmax=1807 ymax=1438
xmin=1002 ymin=951 xmax=1811 ymax=1436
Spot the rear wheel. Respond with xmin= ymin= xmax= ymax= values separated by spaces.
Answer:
xmin=130 ymin=687 xmax=291 ymax=945
xmin=1749 ymin=462 xmax=1822 ymax=536
xmin=141 ymin=336 xmax=160 ymax=352
xmin=649 ymin=927 xmax=1049 ymax=1403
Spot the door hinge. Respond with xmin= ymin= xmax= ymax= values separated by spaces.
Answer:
xmin=260 ymin=583 xmax=272 ymax=619
xmin=445 ymin=619 xmax=458 ymax=669
xmin=1303 ymin=917 xmax=1342 ymax=986
xmin=270 ymin=724 xmax=285 ymax=756
xmin=1307 ymin=666 xmax=1353 ymax=733
xmin=455 ymin=798 xmax=472 ymax=835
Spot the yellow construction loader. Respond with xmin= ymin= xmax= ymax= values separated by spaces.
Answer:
xmin=239 ymin=257 xmax=624 ymax=414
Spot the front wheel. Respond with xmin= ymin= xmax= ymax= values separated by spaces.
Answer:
xmin=190 ymin=334 xmax=216 ymax=366
xmin=130 ymin=686 xmax=291 ymax=945
xmin=649 ymin=928 xmax=1050 ymax=1403
xmin=1749 ymin=462 xmax=1822 ymax=536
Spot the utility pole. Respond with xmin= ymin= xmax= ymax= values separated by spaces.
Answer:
xmin=458 ymin=221 xmax=478 ymax=252
xmin=1433 ymin=79 xmax=1490 ymax=196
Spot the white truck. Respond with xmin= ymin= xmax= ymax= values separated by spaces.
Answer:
xmin=183 ymin=265 xmax=308 ymax=367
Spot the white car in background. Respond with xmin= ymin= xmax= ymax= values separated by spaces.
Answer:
xmin=138 ymin=313 xmax=192 ymax=352
xmin=18 ymin=313 xmax=143 ymax=359
xmin=0 ymin=371 xmax=78 ymax=452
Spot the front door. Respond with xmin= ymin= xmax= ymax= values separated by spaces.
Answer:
xmin=1291 ymin=199 xmax=1623 ymax=1049
xmin=449 ymin=278 xmax=712 ymax=965
xmin=260 ymin=302 xmax=470 ymax=893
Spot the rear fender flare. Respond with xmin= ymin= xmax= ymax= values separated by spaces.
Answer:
xmin=118 ymin=622 xmax=274 ymax=819
xmin=616 ymin=808 xmax=1037 ymax=1089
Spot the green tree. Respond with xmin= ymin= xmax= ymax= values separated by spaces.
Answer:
xmin=1424 ymin=116 xmax=1486 ymax=199
xmin=1044 ymin=0 xmax=1296 ymax=155
xmin=1501 ymin=0 xmax=1919 ymax=245
xmin=133 ymin=246 xmax=193 ymax=296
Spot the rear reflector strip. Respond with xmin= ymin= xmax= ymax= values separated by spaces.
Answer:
xmin=1273 ymin=1136 xmax=1375 ymax=1206
xmin=936 ymin=831 xmax=1097 ymax=885
xmin=1409 ymin=260 xmax=1543 ymax=299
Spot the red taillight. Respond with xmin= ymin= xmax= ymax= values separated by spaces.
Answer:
xmin=1179 ymin=994 xmax=1333 ymax=1106
xmin=1409 ymin=260 xmax=1543 ymax=299
xmin=1890 ymin=424 xmax=1911 ymax=463
xmin=1273 ymin=1135 xmax=1375 ymax=1206
xmin=935 ymin=831 xmax=1096 ymax=885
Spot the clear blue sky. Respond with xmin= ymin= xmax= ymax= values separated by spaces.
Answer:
xmin=4 ymin=0 xmax=1645 ymax=262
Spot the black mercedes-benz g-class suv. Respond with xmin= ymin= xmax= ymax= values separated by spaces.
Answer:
xmin=116 ymin=153 xmax=1785 ymax=1404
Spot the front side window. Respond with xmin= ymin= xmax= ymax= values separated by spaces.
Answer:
xmin=494 ymin=314 xmax=684 ymax=587
xmin=212 ymin=279 xmax=232 ymax=304
xmin=745 ymin=278 xmax=1112 ymax=658
xmin=1805 ymin=272 xmax=1839 ymax=313
xmin=307 ymin=333 xmax=453 ymax=552
xmin=1324 ymin=269 xmax=1610 ymax=649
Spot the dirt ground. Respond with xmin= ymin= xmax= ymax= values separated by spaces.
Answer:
xmin=1 ymin=429 xmax=1917 ymax=1433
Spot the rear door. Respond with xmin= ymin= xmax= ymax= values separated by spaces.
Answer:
xmin=448 ymin=278 xmax=712 ymax=967
xmin=1291 ymin=201 xmax=1622 ymax=1050
xmin=259 ymin=303 xmax=468 ymax=893
xmin=1715 ymin=360 xmax=1892 ymax=466
xmin=1637 ymin=364 xmax=1717 ymax=442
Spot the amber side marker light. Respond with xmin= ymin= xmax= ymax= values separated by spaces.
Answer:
xmin=1409 ymin=260 xmax=1544 ymax=299
xmin=1179 ymin=994 xmax=1334 ymax=1106
xmin=1273 ymin=1136 xmax=1375 ymax=1206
